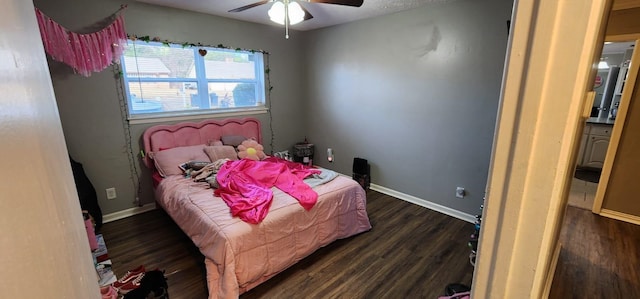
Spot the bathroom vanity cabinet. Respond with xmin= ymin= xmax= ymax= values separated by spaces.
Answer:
xmin=577 ymin=121 xmax=613 ymax=169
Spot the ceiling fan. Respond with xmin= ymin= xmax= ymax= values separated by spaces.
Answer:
xmin=229 ymin=0 xmax=364 ymax=39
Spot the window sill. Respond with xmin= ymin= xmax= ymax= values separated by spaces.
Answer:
xmin=128 ymin=107 xmax=268 ymax=125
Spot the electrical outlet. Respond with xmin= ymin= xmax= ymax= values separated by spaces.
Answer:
xmin=456 ymin=187 xmax=466 ymax=198
xmin=106 ymin=187 xmax=117 ymax=200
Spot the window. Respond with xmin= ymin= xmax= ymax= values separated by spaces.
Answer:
xmin=121 ymin=40 xmax=266 ymax=121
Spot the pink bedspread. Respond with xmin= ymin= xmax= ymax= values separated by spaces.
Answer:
xmin=155 ymin=174 xmax=371 ymax=298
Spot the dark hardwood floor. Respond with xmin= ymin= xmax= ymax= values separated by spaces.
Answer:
xmin=549 ymin=206 xmax=640 ymax=298
xmin=101 ymin=190 xmax=475 ymax=298
xmin=100 ymin=200 xmax=209 ymax=298
xmin=100 ymin=190 xmax=639 ymax=298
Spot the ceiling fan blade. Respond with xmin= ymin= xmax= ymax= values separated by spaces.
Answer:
xmin=308 ymin=0 xmax=364 ymax=7
xmin=300 ymin=5 xmax=314 ymax=21
xmin=228 ymin=1 xmax=271 ymax=13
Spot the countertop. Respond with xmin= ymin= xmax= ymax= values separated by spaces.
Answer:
xmin=587 ymin=117 xmax=615 ymax=125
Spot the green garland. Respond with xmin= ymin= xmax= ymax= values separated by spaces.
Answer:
xmin=124 ymin=34 xmax=273 ymax=90
xmin=127 ymin=34 xmax=270 ymax=54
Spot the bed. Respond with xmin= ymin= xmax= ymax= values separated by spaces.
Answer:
xmin=142 ymin=117 xmax=372 ymax=298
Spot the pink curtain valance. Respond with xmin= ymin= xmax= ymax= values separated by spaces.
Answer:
xmin=34 ymin=7 xmax=127 ymax=77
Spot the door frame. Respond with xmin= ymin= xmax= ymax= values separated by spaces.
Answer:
xmin=592 ymin=37 xmax=640 ymax=225
xmin=471 ymin=0 xmax=612 ymax=297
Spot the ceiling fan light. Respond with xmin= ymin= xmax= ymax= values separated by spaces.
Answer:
xmin=288 ymin=2 xmax=305 ymax=25
xmin=268 ymin=1 xmax=286 ymax=25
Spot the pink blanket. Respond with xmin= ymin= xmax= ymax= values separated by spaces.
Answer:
xmin=155 ymin=175 xmax=371 ymax=298
xmin=215 ymin=158 xmax=321 ymax=224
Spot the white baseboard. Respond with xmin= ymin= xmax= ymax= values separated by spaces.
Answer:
xmin=102 ymin=203 xmax=157 ymax=223
xmin=370 ymin=183 xmax=476 ymax=223
xmin=102 ymin=180 xmax=475 ymax=224
xmin=599 ymin=209 xmax=640 ymax=225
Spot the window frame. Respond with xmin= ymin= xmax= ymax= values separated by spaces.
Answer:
xmin=120 ymin=40 xmax=267 ymax=124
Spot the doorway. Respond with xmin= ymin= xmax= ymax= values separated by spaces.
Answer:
xmin=567 ymin=40 xmax=635 ymax=211
xmin=552 ymin=38 xmax=640 ymax=297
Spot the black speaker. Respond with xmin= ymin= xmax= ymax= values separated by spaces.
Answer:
xmin=353 ymin=157 xmax=368 ymax=174
xmin=352 ymin=157 xmax=370 ymax=189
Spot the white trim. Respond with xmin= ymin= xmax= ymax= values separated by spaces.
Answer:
xmin=332 ymin=171 xmax=476 ymax=223
xmin=128 ymin=108 xmax=267 ymax=125
xmin=369 ymin=183 xmax=476 ymax=223
xmin=599 ymin=209 xmax=640 ymax=225
xmin=102 ymin=203 xmax=157 ymax=223
xmin=101 ymin=180 xmax=477 ymax=226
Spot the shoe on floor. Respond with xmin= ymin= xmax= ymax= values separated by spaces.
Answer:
xmin=116 ymin=272 xmax=145 ymax=294
xmin=112 ymin=265 xmax=145 ymax=289
xmin=123 ymin=270 xmax=169 ymax=299
xmin=113 ymin=265 xmax=146 ymax=294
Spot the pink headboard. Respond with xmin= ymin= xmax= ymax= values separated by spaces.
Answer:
xmin=142 ymin=118 xmax=262 ymax=169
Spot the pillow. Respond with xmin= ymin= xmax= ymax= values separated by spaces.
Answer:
xmin=203 ymin=145 xmax=239 ymax=162
xmin=237 ymin=139 xmax=266 ymax=161
xmin=152 ymin=144 xmax=211 ymax=177
xmin=208 ymin=139 xmax=223 ymax=146
xmin=221 ymin=135 xmax=247 ymax=147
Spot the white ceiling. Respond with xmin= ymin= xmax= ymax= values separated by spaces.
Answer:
xmin=135 ymin=0 xmax=455 ymax=31
xmin=602 ymin=41 xmax=635 ymax=54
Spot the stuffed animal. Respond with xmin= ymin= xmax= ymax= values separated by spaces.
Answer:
xmin=237 ymin=139 xmax=266 ymax=161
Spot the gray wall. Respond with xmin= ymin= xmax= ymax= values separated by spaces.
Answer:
xmin=36 ymin=0 xmax=513 ymax=217
xmin=34 ymin=0 xmax=308 ymax=214
xmin=304 ymin=0 xmax=513 ymax=215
